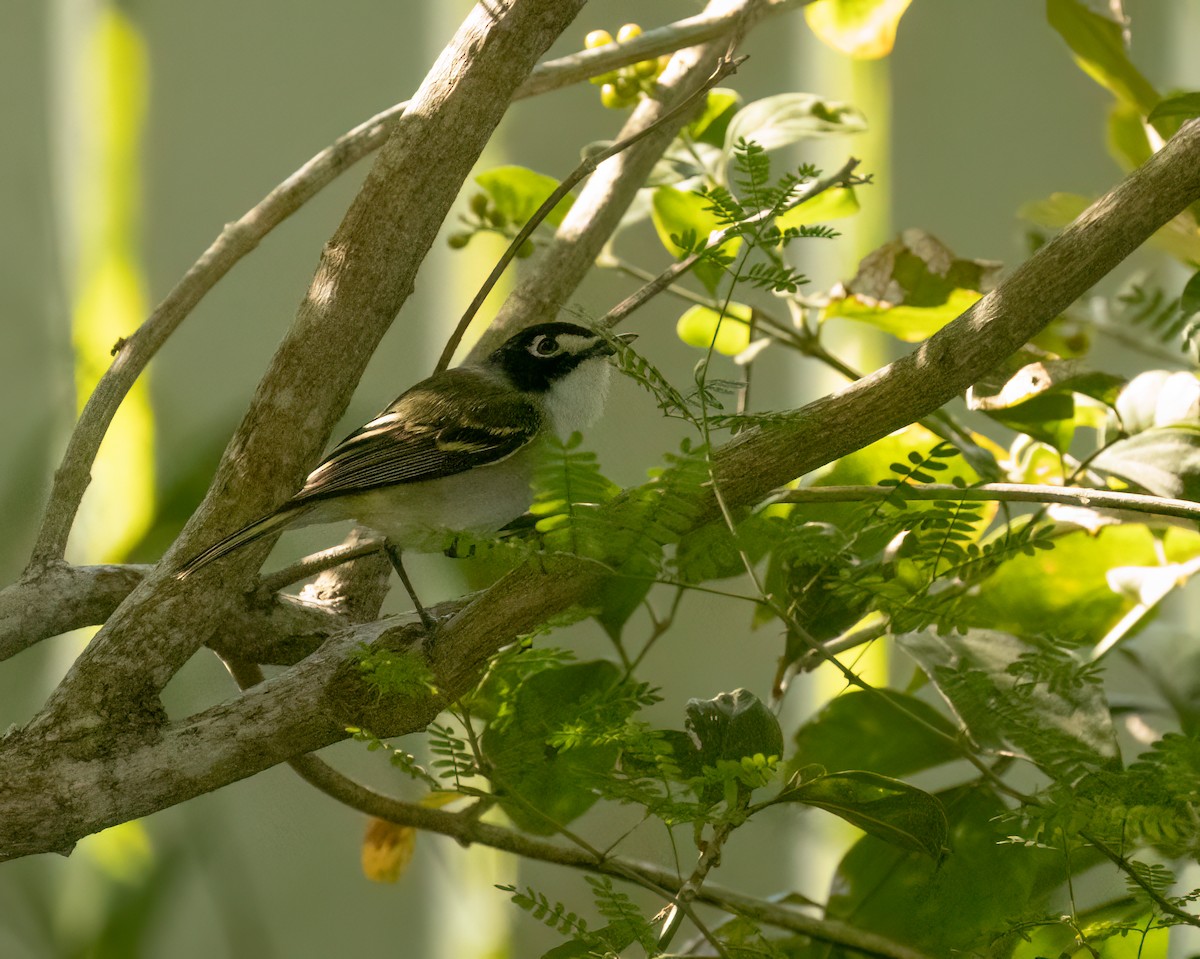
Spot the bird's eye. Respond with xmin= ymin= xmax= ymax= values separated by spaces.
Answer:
xmin=532 ymin=335 xmax=559 ymax=356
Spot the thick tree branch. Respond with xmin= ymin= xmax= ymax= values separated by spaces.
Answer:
xmin=0 ymin=562 xmax=349 ymax=666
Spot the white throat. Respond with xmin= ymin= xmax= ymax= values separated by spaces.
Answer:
xmin=544 ymin=357 xmax=613 ymax=438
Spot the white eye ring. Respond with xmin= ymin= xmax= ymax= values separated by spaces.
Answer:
xmin=531 ymin=335 xmax=560 ymax=356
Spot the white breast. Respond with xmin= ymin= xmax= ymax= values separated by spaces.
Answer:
xmin=544 ymin=356 xmax=613 ymax=437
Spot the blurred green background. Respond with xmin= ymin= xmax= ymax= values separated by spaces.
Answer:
xmin=2 ymin=1 xmax=1198 ymax=956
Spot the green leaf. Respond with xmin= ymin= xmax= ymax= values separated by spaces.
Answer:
xmin=722 ymin=92 xmax=867 ymax=161
xmin=826 ymin=786 xmax=1067 ymax=956
xmin=481 ymin=660 xmax=625 ymax=834
xmin=778 ymin=770 xmax=947 ymax=858
xmin=826 ymin=288 xmax=981 ymax=342
xmin=968 ymin=355 xmax=1125 ymax=450
xmin=475 ymin=166 xmax=574 ymax=228
xmin=1181 ymin=269 xmax=1200 ymax=317
xmin=687 ymin=88 xmax=743 ymax=146
xmin=649 ymin=186 xmax=740 ymax=294
xmin=1147 ymin=90 xmax=1200 ymax=122
xmin=804 ymin=0 xmax=913 ymax=59
xmin=1046 ymin=0 xmax=1160 ymax=115
xmin=593 ymin=575 xmax=651 ymax=642
xmin=1012 ymin=908 xmax=1170 ymax=958
xmin=775 ymin=185 xmax=859 ymax=228
xmin=1107 ymin=100 xmax=1153 ymax=171
xmin=674 ymin=513 xmax=780 ymax=584
xmin=987 ymin=391 xmax=1078 ymax=450
xmin=898 ymin=629 xmax=1121 ymax=778
xmin=675 ymin=302 xmax=753 ymax=356
xmin=960 ymin=525 xmax=1200 ymax=644
xmin=684 ymin=689 xmax=784 ymax=767
xmin=1092 ymin=425 xmax=1200 ymax=499
xmin=790 ymin=689 xmax=960 ymax=779
xmin=970 ymin=357 xmax=1125 ymax=412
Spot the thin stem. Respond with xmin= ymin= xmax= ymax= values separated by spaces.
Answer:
xmin=1083 ymin=831 xmax=1200 ymax=928
xmin=254 ymin=536 xmax=388 ymax=594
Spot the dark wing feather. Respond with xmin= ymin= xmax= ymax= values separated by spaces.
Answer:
xmin=291 ymin=368 xmax=541 ymax=504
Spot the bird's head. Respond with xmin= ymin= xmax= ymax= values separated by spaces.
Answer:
xmin=488 ymin=322 xmax=635 ymax=435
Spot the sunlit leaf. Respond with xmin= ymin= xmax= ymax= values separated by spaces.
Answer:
xmin=775 ymin=186 xmax=859 ymax=228
xmin=1046 ymin=0 xmax=1159 ymax=115
xmin=826 ymin=287 xmax=982 ymax=341
xmin=475 ymin=165 xmax=574 ymax=228
xmin=804 ymin=0 xmax=913 ymax=59
xmin=1092 ymin=425 xmax=1200 ymax=500
xmin=1011 ymin=908 xmax=1169 ymax=958
xmin=822 ymin=230 xmax=999 ymax=341
xmin=970 ymin=358 xmax=1125 ymax=412
xmin=687 ymin=88 xmax=743 ymax=146
xmin=961 ymin=525 xmax=1200 ymax=646
xmin=1111 ymin=370 xmax=1200 ymax=436
xmin=1107 ymin=100 xmax=1152 ymax=171
xmin=675 ymin=302 xmax=753 ymax=355
xmin=649 ymin=186 xmax=740 ymax=294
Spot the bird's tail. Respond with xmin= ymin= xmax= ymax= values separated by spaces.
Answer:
xmin=173 ymin=504 xmax=310 ymax=580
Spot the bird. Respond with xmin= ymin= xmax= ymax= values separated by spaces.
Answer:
xmin=174 ymin=322 xmax=634 ymax=620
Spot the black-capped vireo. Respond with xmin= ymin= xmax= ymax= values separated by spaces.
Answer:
xmin=175 ymin=322 xmax=634 ymax=600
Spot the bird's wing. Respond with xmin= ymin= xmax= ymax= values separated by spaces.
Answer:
xmin=291 ymin=369 xmax=542 ymax=504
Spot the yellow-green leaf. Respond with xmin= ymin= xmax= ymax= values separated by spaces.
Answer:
xmin=776 ymin=186 xmax=859 ymax=228
xmin=474 ymin=165 xmax=574 ymax=227
xmin=1046 ymin=0 xmax=1160 ymax=115
xmin=676 ymin=302 xmax=753 ymax=355
xmin=825 ymin=287 xmax=982 ymax=341
xmin=804 ymin=0 xmax=913 ymax=59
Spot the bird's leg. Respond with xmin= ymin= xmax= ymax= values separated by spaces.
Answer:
xmin=385 ymin=544 xmax=436 ymax=632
